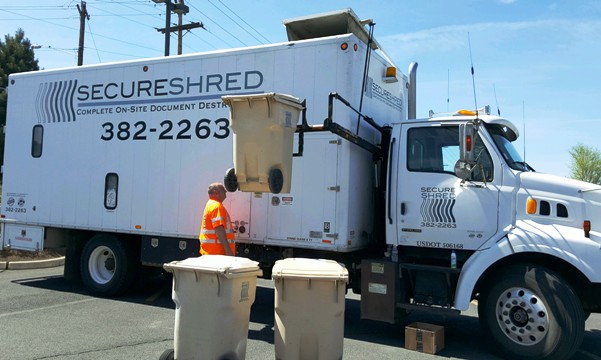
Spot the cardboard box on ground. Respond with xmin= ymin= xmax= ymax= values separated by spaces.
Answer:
xmin=405 ymin=322 xmax=445 ymax=355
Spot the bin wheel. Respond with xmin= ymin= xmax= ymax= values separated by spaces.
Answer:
xmin=224 ymin=167 xmax=239 ymax=192
xmin=159 ymin=348 xmax=174 ymax=360
xmin=268 ymin=168 xmax=284 ymax=194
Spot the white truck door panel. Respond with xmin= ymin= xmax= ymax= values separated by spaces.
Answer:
xmin=396 ymin=123 xmax=500 ymax=251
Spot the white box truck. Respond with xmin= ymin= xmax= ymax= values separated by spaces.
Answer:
xmin=1 ymin=9 xmax=600 ymax=360
xmin=1 ymin=9 xmax=402 ymax=293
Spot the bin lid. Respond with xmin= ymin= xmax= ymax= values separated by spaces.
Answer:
xmin=222 ymin=92 xmax=304 ymax=110
xmin=163 ymin=255 xmax=263 ymax=278
xmin=271 ymin=258 xmax=348 ymax=281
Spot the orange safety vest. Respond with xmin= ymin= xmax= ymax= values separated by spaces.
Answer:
xmin=199 ymin=199 xmax=236 ymax=255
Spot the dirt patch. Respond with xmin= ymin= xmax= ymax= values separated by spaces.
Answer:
xmin=0 ymin=248 xmax=65 ymax=262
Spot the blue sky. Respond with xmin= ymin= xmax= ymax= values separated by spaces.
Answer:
xmin=1 ymin=0 xmax=600 ymax=178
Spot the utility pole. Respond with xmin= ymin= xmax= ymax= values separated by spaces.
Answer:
xmin=77 ymin=0 xmax=89 ymax=66
xmin=154 ymin=0 xmax=202 ymax=56
xmin=177 ymin=0 xmax=185 ymax=55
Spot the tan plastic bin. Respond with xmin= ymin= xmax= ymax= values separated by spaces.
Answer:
xmin=163 ymin=255 xmax=263 ymax=360
xmin=272 ymin=258 xmax=349 ymax=360
xmin=222 ymin=93 xmax=303 ymax=194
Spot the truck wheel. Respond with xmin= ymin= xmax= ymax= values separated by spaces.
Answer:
xmin=478 ymin=265 xmax=584 ymax=360
xmin=80 ymin=234 xmax=137 ymax=297
xmin=268 ymin=168 xmax=284 ymax=194
xmin=224 ymin=167 xmax=239 ymax=192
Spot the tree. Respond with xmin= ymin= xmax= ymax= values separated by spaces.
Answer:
xmin=569 ymin=143 xmax=601 ymax=185
xmin=0 ymin=29 xmax=39 ymax=181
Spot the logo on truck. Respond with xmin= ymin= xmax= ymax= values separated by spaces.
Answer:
xmin=34 ymin=71 xmax=263 ymax=123
xmin=420 ymin=187 xmax=456 ymax=228
xmin=365 ymin=76 xmax=403 ymax=112
xmin=35 ymin=80 xmax=78 ymax=123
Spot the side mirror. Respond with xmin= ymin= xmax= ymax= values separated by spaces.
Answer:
xmin=455 ymin=122 xmax=477 ymax=180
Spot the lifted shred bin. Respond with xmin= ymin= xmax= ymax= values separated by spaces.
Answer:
xmin=272 ymin=258 xmax=349 ymax=360
xmin=222 ymin=93 xmax=303 ymax=194
xmin=163 ymin=255 xmax=262 ymax=360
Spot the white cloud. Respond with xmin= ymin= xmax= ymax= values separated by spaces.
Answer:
xmin=380 ymin=19 xmax=601 ymax=60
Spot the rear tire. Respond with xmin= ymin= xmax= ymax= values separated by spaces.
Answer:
xmin=478 ymin=265 xmax=584 ymax=360
xmin=80 ymin=234 xmax=138 ymax=297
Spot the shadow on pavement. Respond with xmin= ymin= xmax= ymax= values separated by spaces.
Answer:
xmin=12 ymin=272 xmax=601 ymax=359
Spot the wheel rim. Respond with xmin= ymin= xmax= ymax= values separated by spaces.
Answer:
xmin=495 ymin=287 xmax=549 ymax=346
xmin=88 ymin=245 xmax=116 ymax=285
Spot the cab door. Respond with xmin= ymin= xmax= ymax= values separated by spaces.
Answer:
xmin=394 ymin=122 xmax=500 ymax=251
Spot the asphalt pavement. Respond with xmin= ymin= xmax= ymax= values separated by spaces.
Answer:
xmin=1 ymin=262 xmax=600 ymax=360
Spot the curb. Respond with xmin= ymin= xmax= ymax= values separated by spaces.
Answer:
xmin=1 ymin=256 xmax=65 ymax=270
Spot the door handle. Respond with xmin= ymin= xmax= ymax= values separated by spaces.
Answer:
xmin=400 ymin=202 xmax=406 ymax=215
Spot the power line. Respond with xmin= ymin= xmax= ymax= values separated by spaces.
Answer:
xmin=113 ymin=0 xmax=164 ymax=22
xmin=207 ymin=0 xmax=270 ymax=44
xmin=2 ymin=0 xmax=275 ymax=64
xmin=0 ymin=8 xmax=80 ymax=32
xmin=186 ymin=2 xmax=248 ymax=47
xmin=214 ymin=0 xmax=271 ymax=43
xmin=33 ymin=45 xmax=78 ymax=57
xmin=83 ymin=46 xmax=141 ymax=58
xmin=0 ymin=6 xmax=73 ymax=10
xmin=0 ymin=17 xmax=77 ymax=21
xmin=188 ymin=30 xmax=220 ymax=51
xmin=87 ymin=4 xmax=157 ymax=29
xmin=194 ymin=24 xmax=237 ymax=48
xmin=85 ymin=11 xmax=102 ymax=63
xmin=0 ymin=7 xmax=162 ymax=55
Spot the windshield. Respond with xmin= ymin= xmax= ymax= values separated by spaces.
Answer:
xmin=486 ymin=124 xmax=533 ymax=172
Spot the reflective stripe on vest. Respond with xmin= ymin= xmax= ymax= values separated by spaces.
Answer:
xmin=199 ymin=237 xmax=235 ymax=244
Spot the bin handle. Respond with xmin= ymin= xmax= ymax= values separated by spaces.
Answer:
xmin=244 ymin=96 xmax=272 ymax=118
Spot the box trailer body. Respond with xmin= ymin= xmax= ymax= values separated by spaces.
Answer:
xmin=2 ymin=22 xmax=405 ymax=281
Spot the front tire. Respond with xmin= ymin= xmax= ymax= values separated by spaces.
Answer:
xmin=478 ymin=265 xmax=584 ymax=360
xmin=80 ymin=234 xmax=138 ymax=297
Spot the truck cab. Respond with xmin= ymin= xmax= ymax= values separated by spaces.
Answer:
xmin=377 ymin=106 xmax=601 ymax=359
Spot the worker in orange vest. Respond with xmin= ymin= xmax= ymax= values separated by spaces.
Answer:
xmin=199 ymin=182 xmax=236 ymax=256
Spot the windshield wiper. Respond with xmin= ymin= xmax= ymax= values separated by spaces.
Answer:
xmin=509 ymin=161 xmax=535 ymax=172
